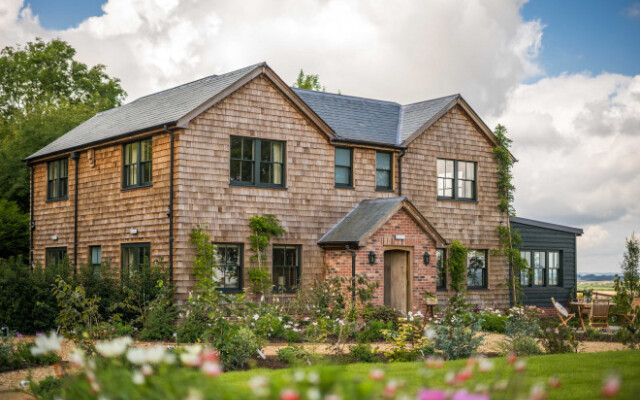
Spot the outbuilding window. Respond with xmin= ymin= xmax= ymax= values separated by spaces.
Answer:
xmin=47 ymin=158 xmax=68 ymax=200
xmin=520 ymin=250 xmax=561 ymax=287
xmin=123 ymin=138 xmax=152 ymax=189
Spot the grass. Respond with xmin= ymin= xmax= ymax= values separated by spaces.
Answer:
xmin=578 ymin=281 xmax=616 ymax=292
xmin=219 ymin=351 xmax=640 ymax=399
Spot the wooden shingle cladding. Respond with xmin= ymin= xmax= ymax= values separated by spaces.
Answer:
xmin=511 ymin=220 xmax=580 ymax=307
xmin=31 ymin=131 xmax=176 ymax=271
xmin=172 ymin=75 xmax=401 ymax=302
xmin=402 ymin=105 xmax=510 ymax=308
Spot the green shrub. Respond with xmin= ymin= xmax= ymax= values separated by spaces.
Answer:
xmin=478 ymin=311 xmax=507 ymax=333
xmin=0 ymin=337 xmax=61 ymax=372
xmin=499 ymin=335 xmax=542 ymax=356
xmin=539 ymin=323 xmax=579 ymax=354
xmin=139 ymin=280 xmax=177 ymax=341
xmin=347 ymin=343 xmax=381 ymax=363
xmin=276 ymin=344 xmax=316 ymax=366
xmin=362 ymin=304 xmax=403 ymax=327
xmin=431 ymin=295 xmax=483 ymax=360
xmin=218 ymin=326 xmax=263 ymax=370
xmin=357 ymin=320 xmax=393 ymax=343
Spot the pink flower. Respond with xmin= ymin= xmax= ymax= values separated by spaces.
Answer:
xmin=451 ymin=390 xmax=489 ymax=400
xmin=456 ymin=368 xmax=473 ymax=383
xmin=201 ymin=362 xmax=222 ymax=377
xmin=548 ymin=376 xmax=561 ymax=389
xmin=602 ymin=375 xmax=621 ymax=398
xmin=369 ymin=369 xmax=385 ymax=381
xmin=417 ymin=389 xmax=447 ymax=400
xmin=529 ymin=384 xmax=547 ymax=400
xmin=280 ymin=389 xmax=300 ymax=400
xmin=514 ymin=360 xmax=526 ymax=373
xmin=506 ymin=352 xmax=517 ymax=365
xmin=425 ymin=357 xmax=444 ymax=369
xmin=16 ymin=333 xmax=23 ymax=338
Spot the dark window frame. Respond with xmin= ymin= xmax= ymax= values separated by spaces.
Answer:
xmin=436 ymin=248 xmax=447 ymax=290
xmin=467 ymin=249 xmax=488 ymax=289
xmin=519 ymin=250 xmax=563 ymax=288
xmin=375 ymin=151 xmax=393 ymax=191
xmin=437 ymin=158 xmax=477 ymax=201
xmin=46 ymin=247 xmax=67 ymax=268
xmin=334 ymin=147 xmax=353 ymax=188
xmin=272 ymin=244 xmax=301 ymax=293
xmin=229 ymin=136 xmax=286 ymax=188
xmin=47 ymin=158 xmax=68 ymax=201
xmin=123 ymin=138 xmax=153 ymax=189
xmin=213 ymin=243 xmax=244 ymax=293
xmin=90 ymin=245 xmax=102 ymax=276
xmin=121 ymin=242 xmax=151 ymax=280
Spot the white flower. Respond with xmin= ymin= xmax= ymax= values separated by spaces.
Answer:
xmin=312 ymin=322 xmax=318 ymax=326
xmin=181 ymin=344 xmax=203 ymax=367
xmin=307 ymin=388 xmax=321 ymax=400
xmin=184 ymin=388 xmax=204 ymax=400
xmin=307 ymin=372 xmax=320 ymax=384
xmin=249 ymin=376 xmax=269 ymax=396
xmin=96 ymin=337 xmax=133 ymax=358
xmin=127 ymin=346 xmax=167 ymax=365
xmin=70 ymin=347 xmax=85 ymax=367
xmin=253 ymin=314 xmax=260 ymax=321
xmin=201 ymin=361 xmax=222 ymax=377
xmin=141 ymin=364 xmax=153 ymax=376
xmin=30 ymin=331 xmax=63 ymax=356
xmin=294 ymin=370 xmax=306 ymax=382
xmin=424 ymin=328 xmax=436 ymax=341
xmin=478 ymin=358 xmax=494 ymax=372
xmin=132 ymin=370 xmax=145 ymax=385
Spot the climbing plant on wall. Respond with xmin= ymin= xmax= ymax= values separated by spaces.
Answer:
xmin=247 ymin=214 xmax=286 ymax=297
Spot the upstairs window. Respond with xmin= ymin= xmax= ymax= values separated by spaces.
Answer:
xmin=437 ymin=159 xmax=476 ymax=200
xmin=214 ymin=243 xmax=243 ymax=292
xmin=121 ymin=243 xmax=150 ymax=279
xmin=467 ymin=250 xmax=487 ymax=289
xmin=334 ymin=147 xmax=353 ymax=188
xmin=376 ymin=151 xmax=393 ymax=190
xmin=273 ymin=245 xmax=300 ymax=292
xmin=46 ymin=247 xmax=67 ymax=268
xmin=47 ymin=158 xmax=68 ymax=200
xmin=230 ymin=136 xmax=285 ymax=188
xmin=436 ymin=248 xmax=446 ymax=290
xmin=123 ymin=138 xmax=152 ymax=189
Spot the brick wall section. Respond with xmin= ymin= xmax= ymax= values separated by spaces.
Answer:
xmin=32 ymin=132 xmax=173 ymax=270
xmin=403 ymin=105 xmax=510 ymax=309
xmin=324 ymin=208 xmax=437 ymax=313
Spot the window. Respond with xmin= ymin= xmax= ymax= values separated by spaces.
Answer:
xmin=436 ymin=248 xmax=446 ymax=290
xmin=520 ymin=251 xmax=531 ymax=286
xmin=334 ymin=147 xmax=353 ymax=188
xmin=520 ymin=250 xmax=561 ymax=287
xmin=121 ymin=243 xmax=150 ymax=278
xmin=548 ymin=251 xmax=560 ymax=286
xmin=123 ymin=138 xmax=152 ymax=188
xmin=47 ymin=158 xmax=68 ymax=200
xmin=230 ymin=136 xmax=285 ymax=187
xmin=214 ymin=243 xmax=243 ymax=291
xmin=273 ymin=245 xmax=301 ymax=291
xmin=467 ymin=250 xmax=487 ymax=289
xmin=375 ymin=151 xmax=393 ymax=190
xmin=46 ymin=247 xmax=67 ymax=268
xmin=90 ymin=246 xmax=101 ymax=276
xmin=437 ymin=159 xmax=476 ymax=200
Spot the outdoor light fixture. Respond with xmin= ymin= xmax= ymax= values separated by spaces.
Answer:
xmin=130 ymin=229 xmax=138 ymax=235
xmin=423 ymin=251 xmax=431 ymax=266
xmin=51 ymin=235 xmax=58 ymax=241
xmin=368 ymin=251 xmax=376 ymax=265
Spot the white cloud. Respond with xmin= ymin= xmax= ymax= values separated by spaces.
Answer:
xmin=623 ymin=3 xmax=640 ymax=19
xmin=579 ymin=225 xmax=610 ymax=250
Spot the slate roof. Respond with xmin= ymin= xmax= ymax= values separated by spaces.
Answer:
xmin=318 ymin=197 xmax=407 ymax=245
xmin=511 ymin=217 xmax=583 ymax=236
xmin=26 ymin=62 xmax=463 ymax=160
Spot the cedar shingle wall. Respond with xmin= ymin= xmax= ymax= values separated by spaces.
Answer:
xmin=32 ymin=133 xmax=174 ymax=270
xmin=403 ymin=106 xmax=510 ymax=308
xmin=173 ymin=76 xmax=398 ymax=302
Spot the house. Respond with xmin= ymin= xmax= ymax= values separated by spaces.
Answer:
xmin=511 ymin=217 xmax=583 ymax=308
xmin=26 ymin=61 xmax=559 ymax=312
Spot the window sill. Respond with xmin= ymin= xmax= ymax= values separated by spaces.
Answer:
xmin=437 ymin=197 xmax=478 ymax=203
xmin=121 ymin=183 xmax=153 ymax=192
xmin=376 ymin=187 xmax=394 ymax=192
xmin=335 ymin=185 xmax=354 ymax=190
xmin=216 ymin=288 xmax=244 ymax=294
xmin=46 ymin=196 xmax=69 ymax=203
xmin=436 ymin=287 xmax=447 ymax=292
xmin=467 ymin=287 xmax=489 ymax=291
xmin=272 ymin=288 xmax=298 ymax=294
xmin=230 ymin=181 xmax=287 ymax=190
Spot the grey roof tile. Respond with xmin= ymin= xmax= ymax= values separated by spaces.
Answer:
xmin=511 ymin=216 xmax=583 ymax=235
xmin=398 ymin=94 xmax=460 ymax=142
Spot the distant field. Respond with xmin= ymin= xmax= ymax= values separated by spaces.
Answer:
xmin=577 ymin=280 xmax=615 ymax=292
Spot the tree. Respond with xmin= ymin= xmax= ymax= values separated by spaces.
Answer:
xmin=0 ymin=199 xmax=29 ymax=259
xmin=621 ymin=233 xmax=640 ymax=297
xmin=292 ymin=69 xmax=325 ymax=91
xmin=0 ymin=38 xmax=126 ymax=211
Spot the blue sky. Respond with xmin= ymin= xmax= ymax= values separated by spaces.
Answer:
xmin=28 ymin=0 xmax=640 ymax=80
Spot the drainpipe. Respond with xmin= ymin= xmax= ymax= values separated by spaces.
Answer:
xmin=70 ymin=151 xmax=80 ymax=273
xmin=345 ymin=244 xmax=357 ymax=300
xmin=165 ymin=125 xmax=174 ymax=284
xmin=397 ymin=148 xmax=406 ymax=196
xmin=29 ymin=165 xmax=34 ymax=270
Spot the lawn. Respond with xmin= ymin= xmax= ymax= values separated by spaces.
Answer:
xmin=218 ymin=351 xmax=640 ymax=399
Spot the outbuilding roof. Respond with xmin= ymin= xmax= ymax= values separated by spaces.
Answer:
xmin=318 ymin=197 xmax=446 ymax=247
xmin=511 ymin=216 xmax=583 ymax=236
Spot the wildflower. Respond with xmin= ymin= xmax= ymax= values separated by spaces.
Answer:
xmin=493 ymin=380 xmax=509 ymax=391
xmin=424 ymin=327 xmax=436 ymax=341
xmin=417 ymin=389 xmax=447 ymax=400
xmin=30 ymin=331 xmax=63 ymax=356
xmin=16 ymin=333 xmax=23 ymax=338
xmin=132 ymin=370 xmax=145 ymax=385
xmin=506 ymin=352 xmax=517 ymax=365
xmin=602 ymin=374 xmax=621 ymax=398
xmin=307 ymin=388 xmax=321 ymax=400
xmin=201 ymin=361 xmax=222 ymax=377
xmin=96 ymin=336 xmax=133 ymax=358
xmin=324 ymin=395 xmax=341 ymax=400
xmin=514 ymin=360 xmax=527 ymax=373
xmin=253 ymin=314 xmax=260 ymax=321
xmin=369 ymin=369 xmax=385 ymax=381
xmin=280 ymin=389 xmax=300 ymax=400
xmin=293 ymin=370 xmax=306 ymax=382
xmin=185 ymin=388 xmax=204 ymax=400
xmin=548 ymin=376 xmax=561 ymax=389
xmin=308 ymin=372 xmax=320 ymax=384
xmin=528 ymin=384 xmax=547 ymax=400
xmin=444 ymin=371 xmax=456 ymax=386
xmin=425 ymin=356 xmax=444 ymax=369
xmin=249 ymin=375 xmax=269 ymax=396
xmin=451 ymin=389 xmax=489 ymax=400
xmin=312 ymin=322 xmax=318 ymax=326
xmin=127 ymin=345 xmax=167 ymax=365
xmin=478 ymin=358 xmax=494 ymax=373
xmin=70 ymin=347 xmax=85 ymax=367
xmin=456 ymin=368 xmax=473 ymax=383
xmin=141 ymin=364 xmax=153 ymax=377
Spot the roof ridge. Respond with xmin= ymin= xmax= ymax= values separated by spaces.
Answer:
xmin=402 ymin=93 xmax=460 ymax=107
xmin=292 ymin=87 xmax=401 ymax=107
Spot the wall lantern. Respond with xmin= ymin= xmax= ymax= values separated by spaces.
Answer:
xmin=368 ymin=251 xmax=376 ymax=265
xmin=423 ymin=251 xmax=431 ymax=266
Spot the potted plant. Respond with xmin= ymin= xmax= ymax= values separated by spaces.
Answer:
xmin=583 ymin=288 xmax=593 ymax=303
xmin=424 ymin=291 xmax=438 ymax=305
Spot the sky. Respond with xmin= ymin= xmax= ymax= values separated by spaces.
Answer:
xmin=2 ymin=0 xmax=639 ymax=274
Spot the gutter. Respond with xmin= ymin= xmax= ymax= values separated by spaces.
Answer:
xmin=345 ymin=244 xmax=357 ymax=300
xmin=397 ymin=148 xmax=406 ymax=196
xmin=71 ymin=151 xmax=80 ymax=273
xmin=165 ymin=125 xmax=174 ymax=284
xmin=330 ymin=137 xmax=405 ymax=151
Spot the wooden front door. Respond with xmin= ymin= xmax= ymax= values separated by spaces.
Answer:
xmin=384 ymin=250 xmax=409 ymax=312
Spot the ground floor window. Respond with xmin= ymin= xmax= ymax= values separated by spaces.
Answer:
xmin=436 ymin=248 xmax=446 ymax=290
xmin=46 ymin=247 xmax=67 ymax=268
xmin=467 ymin=250 xmax=487 ymax=289
xmin=90 ymin=246 xmax=101 ymax=276
xmin=121 ymin=243 xmax=150 ymax=279
xmin=214 ymin=243 xmax=243 ymax=291
xmin=273 ymin=245 xmax=300 ymax=292
xmin=520 ymin=250 xmax=561 ymax=287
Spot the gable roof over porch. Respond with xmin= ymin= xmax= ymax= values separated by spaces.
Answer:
xmin=318 ymin=197 xmax=447 ymax=248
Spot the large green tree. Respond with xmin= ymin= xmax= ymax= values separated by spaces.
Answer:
xmin=0 ymin=38 xmax=125 ymax=259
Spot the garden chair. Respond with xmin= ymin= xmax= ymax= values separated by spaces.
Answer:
xmin=551 ymin=297 xmax=574 ymax=327
xmin=616 ymin=297 xmax=640 ymax=326
xmin=589 ymin=300 xmax=611 ymax=332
